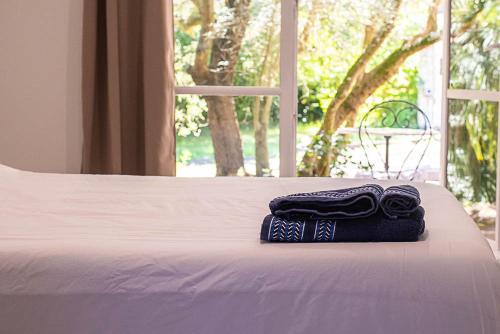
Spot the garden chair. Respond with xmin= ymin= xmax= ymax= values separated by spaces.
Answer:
xmin=358 ymin=100 xmax=433 ymax=180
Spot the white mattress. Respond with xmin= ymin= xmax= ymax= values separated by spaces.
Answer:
xmin=0 ymin=165 xmax=499 ymax=334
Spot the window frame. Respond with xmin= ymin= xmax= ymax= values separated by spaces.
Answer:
xmin=440 ymin=0 xmax=500 ymax=250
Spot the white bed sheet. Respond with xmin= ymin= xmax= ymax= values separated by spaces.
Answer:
xmin=0 ymin=165 xmax=499 ymax=334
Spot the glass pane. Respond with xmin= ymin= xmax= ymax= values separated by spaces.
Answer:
xmin=296 ymin=0 xmax=443 ymax=180
xmin=173 ymin=0 xmax=280 ymax=87
xmin=447 ymin=99 xmax=498 ymax=241
xmin=176 ymin=95 xmax=279 ymax=177
xmin=450 ymin=0 xmax=500 ymax=91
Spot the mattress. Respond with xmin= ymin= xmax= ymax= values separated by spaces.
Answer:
xmin=0 ymin=164 xmax=499 ymax=334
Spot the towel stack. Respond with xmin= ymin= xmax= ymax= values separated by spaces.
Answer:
xmin=260 ymin=184 xmax=425 ymax=242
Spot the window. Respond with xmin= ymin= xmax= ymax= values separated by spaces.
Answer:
xmin=175 ymin=95 xmax=281 ymax=176
xmin=174 ymin=0 xmax=295 ymax=177
xmin=173 ymin=0 xmax=448 ymax=180
xmin=295 ymin=0 xmax=444 ymax=178
xmin=442 ymin=0 xmax=500 ymax=249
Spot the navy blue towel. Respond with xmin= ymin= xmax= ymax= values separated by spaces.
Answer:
xmin=380 ymin=185 xmax=421 ymax=219
xmin=269 ymin=184 xmax=384 ymax=219
xmin=260 ymin=207 xmax=425 ymax=243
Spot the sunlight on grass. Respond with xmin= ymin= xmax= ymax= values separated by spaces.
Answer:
xmin=176 ymin=122 xmax=319 ymax=166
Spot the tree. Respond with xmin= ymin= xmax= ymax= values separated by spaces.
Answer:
xmin=297 ymin=0 xmax=487 ymax=176
xmin=187 ymin=0 xmax=252 ymax=176
xmin=251 ymin=1 xmax=279 ymax=176
xmin=298 ymin=0 xmax=439 ymax=176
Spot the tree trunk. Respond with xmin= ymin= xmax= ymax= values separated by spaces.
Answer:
xmin=251 ymin=1 xmax=278 ymax=176
xmin=253 ymin=96 xmax=273 ymax=176
xmin=206 ymin=96 xmax=244 ymax=176
xmin=188 ymin=0 xmax=251 ymax=176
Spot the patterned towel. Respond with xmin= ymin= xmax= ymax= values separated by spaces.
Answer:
xmin=380 ymin=185 xmax=421 ymax=219
xmin=260 ymin=207 xmax=425 ymax=243
xmin=269 ymin=184 xmax=384 ymax=219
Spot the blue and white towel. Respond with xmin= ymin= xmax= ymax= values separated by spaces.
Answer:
xmin=260 ymin=207 xmax=425 ymax=242
xmin=261 ymin=184 xmax=425 ymax=242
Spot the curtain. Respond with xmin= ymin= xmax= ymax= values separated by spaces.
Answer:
xmin=81 ymin=0 xmax=175 ymax=175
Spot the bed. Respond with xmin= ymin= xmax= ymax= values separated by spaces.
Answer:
xmin=0 ymin=164 xmax=499 ymax=334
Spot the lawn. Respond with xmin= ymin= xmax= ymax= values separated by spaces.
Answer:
xmin=176 ymin=122 xmax=320 ymax=165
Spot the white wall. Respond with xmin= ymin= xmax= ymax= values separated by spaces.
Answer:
xmin=0 ymin=0 xmax=83 ymax=173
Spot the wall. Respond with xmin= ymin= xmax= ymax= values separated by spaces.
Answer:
xmin=0 ymin=0 xmax=83 ymax=173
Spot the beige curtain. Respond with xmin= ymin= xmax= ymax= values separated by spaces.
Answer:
xmin=81 ymin=0 xmax=175 ymax=176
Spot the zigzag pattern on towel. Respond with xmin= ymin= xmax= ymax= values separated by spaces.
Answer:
xmin=270 ymin=216 xmax=304 ymax=242
xmin=313 ymin=220 xmax=336 ymax=241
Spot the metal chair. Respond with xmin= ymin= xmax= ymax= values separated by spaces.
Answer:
xmin=358 ymin=100 xmax=433 ymax=180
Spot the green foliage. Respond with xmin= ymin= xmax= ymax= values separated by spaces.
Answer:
xmin=450 ymin=0 xmax=499 ymax=90
xmin=448 ymin=100 xmax=498 ymax=203
xmin=175 ymin=95 xmax=207 ymax=138
xmin=174 ymin=28 xmax=197 ymax=86
xmin=357 ymin=66 xmax=420 ymax=128
xmin=447 ymin=0 xmax=499 ymax=204
xmin=371 ymin=67 xmax=419 ymax=107
xmin=298 ymin=84 xmax=324 ymax=124
xmin=297 ymin=65 xmax=421 ymax=128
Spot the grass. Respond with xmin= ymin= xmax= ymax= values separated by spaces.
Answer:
xmin=176 ymin=122 xmax=321 ymax=165
xmin=176 ymin=124 xmax=279 ymax=165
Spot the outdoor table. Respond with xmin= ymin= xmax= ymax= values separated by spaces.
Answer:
xmin=335 ymin=127 xmax=433 ymax=174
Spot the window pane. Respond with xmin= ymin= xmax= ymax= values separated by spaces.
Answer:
xmin=174 ymin=0 xmax=280 ymax=87
xmin=176 ymin=95 xmax=279 ymax=177
xmin=450 ymin=0 xmax=500 ymax=91
xmin=447 ymin=99 xmax=498 ymax=241
xmin=296 ymin=0 xmax=443 ymax=180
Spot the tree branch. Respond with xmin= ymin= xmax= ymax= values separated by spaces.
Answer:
xmin=451 ymin=0 xmax=486 ymax=39
xmin=179 ymin=13 xmax=201 ymax=34
xmin=298 ymin=0 xmax=321 ymax=53
xmin=406 ymin=0 xmax=441 ymax=46
xmin=346 ymin=0 xmax=443 ymax=119
xmin=188 ymin=0 xmax=214 ymax=84
xmin=320 ymin=0 xmax=403 ymax=133
xmin=208 ymin=0 xmax=252 ymax=85
xmin=341 ymin=0 xmax=487 ymax=127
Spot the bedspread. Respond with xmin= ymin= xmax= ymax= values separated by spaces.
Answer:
xmin=0 ymin=164 xmax=499 ymax=334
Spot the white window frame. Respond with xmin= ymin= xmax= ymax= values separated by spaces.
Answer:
xmin=440 ymin=0 xmax=500 ymax=250
xmin=174 ymin=0 xmax=298 ymax=177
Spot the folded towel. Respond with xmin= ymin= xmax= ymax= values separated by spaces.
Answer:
xmin=260 ymin=207 xmax=425 ymax=243
xmin=269 ymin=184 xmax=384 ymax=219
xmin=380 ymin=185 xmax=421 ymax=219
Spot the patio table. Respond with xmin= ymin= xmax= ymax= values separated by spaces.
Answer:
xmin=335 ymin=127 xmax=433 ymax=174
